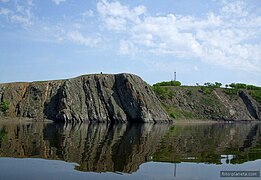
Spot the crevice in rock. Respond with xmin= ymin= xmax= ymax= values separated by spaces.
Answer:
xmin=239 ymin=90 xmax=259 ymax=119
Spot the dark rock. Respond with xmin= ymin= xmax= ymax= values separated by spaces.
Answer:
xmin=0 ymin=74 xmax=170 ymax=123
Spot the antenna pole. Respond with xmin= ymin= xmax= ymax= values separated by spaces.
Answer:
xmin=174 ymin=72 xmax=176 ymax=81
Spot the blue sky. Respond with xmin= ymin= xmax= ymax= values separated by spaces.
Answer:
xmin=0 ymin=0 xmax=261 ymax=86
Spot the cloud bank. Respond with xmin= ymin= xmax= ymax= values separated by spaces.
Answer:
xmin=97 ymin=0 xmax=261 ymax=72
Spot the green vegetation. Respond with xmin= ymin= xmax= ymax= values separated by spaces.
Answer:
xmin=204 ymin=82 xmax=222 ymax=88
xmin=162 ymin=103 xmax=199 ymax=120
xmin=152 ymin=85 xmax=175 ymax=99
xmin=0 ymin=128 xmax=8 ymax=143
xmin=152 ymin=80 xmax=181 ymax=99
xmin=197 ymin=82 xmax=223 ymax=95
xmin=153 ymin=80 xmax=181 ymax=87
xmin=223 ymin=88 xmax=238 ymax=96
xmin=250 ymin=90 xmax=261 ymax=103
xmin=229 ymin=83 xmax=261 ymax=90
xmin=200 ymin=86 xmax=213 ymax=95
xmin=228 ymin=83 xmax=261 ymax=103
xmin=0 ymin=100 xmax=10 ymax=113
xmin=152 ymin=80 xmax=261 ymax=120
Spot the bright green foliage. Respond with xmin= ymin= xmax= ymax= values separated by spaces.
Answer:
xmin=224 ymin=88 xmax=238 ymax=96
xmin=200 ymin=86 xmax=213 ymax=95
xmin=152 ymin=85 xmax=174 ymax=99
xmin=153 ymin=80 xmax=181 ymax=87
xmin=228 ymin=83 xmax=260 ymax=90
xmin=246 ymin=85 xmax=261 ymax=90
xmin=229 ymin=83 xmax=247 ymax=89
xmin=227 ymin=83 xmax=261 ymax=103
xmin=0 ymin=100 xmax=10 ymax=113
xmin=204 ymin=82 xmax=222 ymax=88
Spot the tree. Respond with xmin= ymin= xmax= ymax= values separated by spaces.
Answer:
xmin=214 ymin=82 xmax=222 ymax=88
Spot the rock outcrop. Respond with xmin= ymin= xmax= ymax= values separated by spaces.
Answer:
xmin=0 ymin=74 xmax=170 ymax=123
xmin=155 ymin=86 xmax=261 ymax=121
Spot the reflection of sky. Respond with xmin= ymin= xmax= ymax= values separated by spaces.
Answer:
xmin=0 ymin=158 xmax=260 ymax=180
xmin=221 ymin=154 xmax=236 ymax=164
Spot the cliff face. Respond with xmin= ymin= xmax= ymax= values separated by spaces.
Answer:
xmin=0 ymin=74 xmax=170 ymax=123
xmin=155 ymin=86 xmax=261 ymax=121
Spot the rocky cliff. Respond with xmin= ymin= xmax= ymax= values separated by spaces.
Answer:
xmin=155 ymin=86 xmax=261 ymax=121
xmin=0 ymin=74 xmax=170 ymax=123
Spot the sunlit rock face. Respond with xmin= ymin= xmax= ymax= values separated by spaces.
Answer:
xmin=156 ymin=86 xmax=261 ymax=121
xmin=0 ymin=73 xmax=170 ymax=123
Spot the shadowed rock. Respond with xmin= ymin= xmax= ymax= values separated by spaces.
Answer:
xmin=0 ymin=74 xmax=170 ymax=123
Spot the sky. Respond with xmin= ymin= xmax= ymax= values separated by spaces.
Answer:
xmin=0 ymin=0 xmax=261 ymax=86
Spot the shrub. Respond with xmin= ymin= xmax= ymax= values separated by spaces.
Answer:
xmin=200 ymin=86 xmax=213 ymax=95
xmin=153 ymin=80 xmax=181 ymax=87
xmin=246 ymin=85 xmax=261 ymax=90
xmin=170 ymin=113 xmax=176 ymax=119
xmin=229 ymin=83 xmax=247 ymax=89
xmin=0 ymin=100 xmax=10 ymax=113
xmin=204 ymin=82 xmax=222 ymax=88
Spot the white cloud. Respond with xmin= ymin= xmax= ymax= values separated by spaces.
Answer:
xmin=97 ymin=0 xmax=261 ymax=72
xmin=0 ymin=0 xmax=10 ymax=2
xmin=97 ymin=0 xmax=146 ymax=31
xmin=52 ymin=0 xmax=66 ymax=5
xmin=221 ymin=0 xmax=248 ymax=17
xmin=119 ymin=40 xmax=139 ymax=55
xmin=66 ymin=31 xmax=101 ymax=47
xmin=0 ymin=1 xmax=34 ymax=26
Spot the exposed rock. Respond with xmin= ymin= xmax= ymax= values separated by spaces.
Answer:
xmin=156 ymin=86 xmax=261 ymax=121
xmin=0 ymin=74 xmax=170 ymax=123
xmin=239 ymin=90 xmax=261 ymax=120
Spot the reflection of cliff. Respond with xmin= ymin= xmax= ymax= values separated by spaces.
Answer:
xmin=0 ymin=120 xmax=169 ymax=173
xmin=154 ymin=123 xmax=261 ymax=164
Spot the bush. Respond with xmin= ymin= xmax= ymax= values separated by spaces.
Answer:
xmin=152 ymin=85 xmax=174 ymax=99
xmin=200 ymin=86 xmax=213 ymax=95
xmin=0 ymin=100 xmax=10 ymax=113
xmin=170 ymin=113 xmax=176 ymax=119
xmin=153 ymin=80 xmax=181 ymax=87
xmin=224 ymin=88 xmax=238 ymax=95
xmin=204 ymin=82 xmax=222 ymax=88
xmin=229 ymin=83 xmax=247 ymax=89
xmin=246 ymin=85 xmax=261 ymax=90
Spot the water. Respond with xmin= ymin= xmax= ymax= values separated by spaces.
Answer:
xmin=0 ymin=120 xmax=260 ymax=180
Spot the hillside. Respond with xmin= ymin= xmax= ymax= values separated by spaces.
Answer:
xmin=153 ymin=83 xmax=261 ymax=121
xmin=0 ymin=74 xmax=170 ymax=123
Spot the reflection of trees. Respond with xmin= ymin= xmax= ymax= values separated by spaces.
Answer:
xmin=0 ymin=121 xmax=260 ymax=174
xmin=153 ymin=123 xmax=261 ymax=164
xmin=0 ymin=121 xmax=169 ymax=173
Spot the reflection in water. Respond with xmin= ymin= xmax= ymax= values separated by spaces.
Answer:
xmin=0 ymin=121 xmax=169 ymax=173
xmin=154 ymin=123 xmax=261 ymax=165
xmin=0 ymin=120 xmax=260 ymax=174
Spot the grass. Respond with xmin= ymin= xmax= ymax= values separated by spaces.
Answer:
xmin=249 ymin=90 xmax=261 ymax=103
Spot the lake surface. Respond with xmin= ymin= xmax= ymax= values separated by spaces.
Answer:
xmin=0 ymin=120 xmax=260 ymax=180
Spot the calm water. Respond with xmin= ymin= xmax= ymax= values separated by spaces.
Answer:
xmin=0 ymin=120 xmax=260 ymax=180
